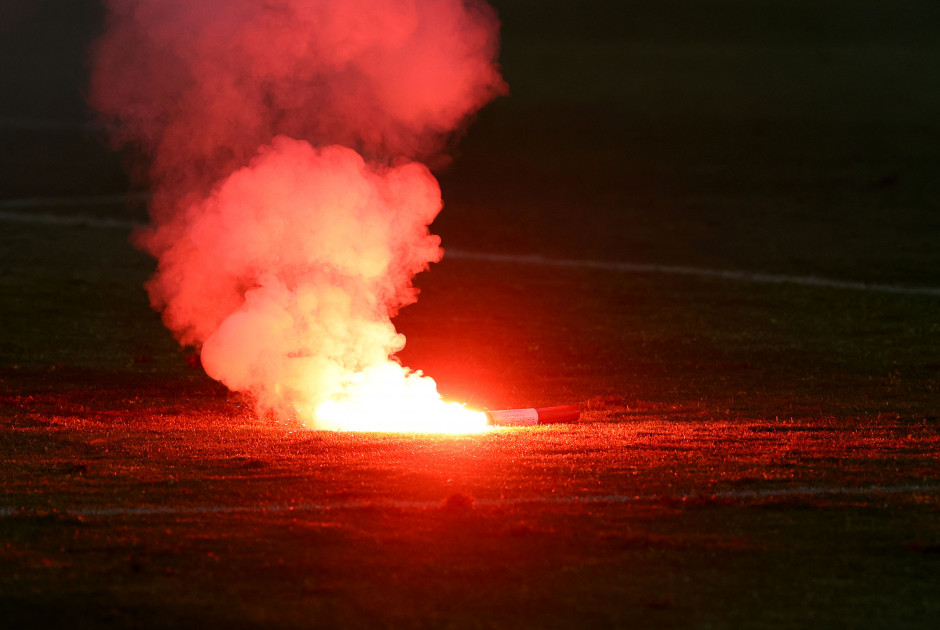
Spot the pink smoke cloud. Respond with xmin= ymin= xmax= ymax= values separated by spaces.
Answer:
xmin=91 ymin=0 xmax=505 ymax=201
xmin=90 ymin=0 xmax=505 ymax=427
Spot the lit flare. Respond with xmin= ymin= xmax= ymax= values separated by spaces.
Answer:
xmin=311 ymin=362 xmax=489 ymax=433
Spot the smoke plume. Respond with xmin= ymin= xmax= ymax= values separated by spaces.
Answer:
xmin=90 ymin=0 xmax=505 ymax=428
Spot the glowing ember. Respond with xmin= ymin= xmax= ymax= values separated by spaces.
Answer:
xmin=90 ymin=0 xmax=506 ymax=432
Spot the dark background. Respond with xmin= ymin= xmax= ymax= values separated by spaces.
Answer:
xmin=2 ymin=0 xmax=939 ymax=284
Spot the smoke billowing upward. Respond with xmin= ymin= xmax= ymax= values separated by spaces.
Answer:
xmin=90 ymin=0 xmax=505 ymax=429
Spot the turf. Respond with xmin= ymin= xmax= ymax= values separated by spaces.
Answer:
xmin=2 ymin=1 xmax=939 ymax=628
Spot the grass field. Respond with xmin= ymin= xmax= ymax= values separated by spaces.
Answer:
xmin=2 ymin=1 xmax=939 ymax=628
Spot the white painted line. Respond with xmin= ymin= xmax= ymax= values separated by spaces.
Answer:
xmin=445 ymin=250 xmax=940 ymax=297
xmin=1 ymin=201 xmax=938 ymax=297
xmin=598 ymin=483 xmax=940 ymax=502
xmin=0 ymin=196 xmax=148 ymax=230
xmin=1 ymin=483 xmax=936 ymax=519
xmin=0 ymin=193 xmax=149 ymax=209
xmin=0 ymin=117 xmax=101 ymax=132
xmin=0 ymin=210 xmax=142 ymax=230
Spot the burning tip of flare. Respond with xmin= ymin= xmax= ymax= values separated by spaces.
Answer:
xmin=304 ymin=363 xmax=490 ymax=434
xmin=302 ymin=364 xmax=581 ymax=434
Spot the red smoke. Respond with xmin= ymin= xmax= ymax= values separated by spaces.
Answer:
xmin=90 ymin=0 xmax=505 ymax=428
xmin=92 ymin=0 xmax=504 ymax=206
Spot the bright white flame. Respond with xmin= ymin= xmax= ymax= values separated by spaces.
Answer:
xmin=310 ymin=362 xmax=489 ymax=433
